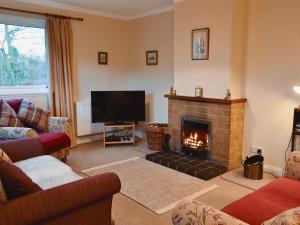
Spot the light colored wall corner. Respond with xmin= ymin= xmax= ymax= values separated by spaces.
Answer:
xmin=174 ymin=0 xmax=232 ymax=98
xmin=229 ymin=0 xmax=248 ymax=99
xmin=128 ymin=11 xmax=174 ymax=123
xmin=243 ymin=0 xmax=300 ymax=168
xmin=72 ymin=15 xmax=131 ymax=103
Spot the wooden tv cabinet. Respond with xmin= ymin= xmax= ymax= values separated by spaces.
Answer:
xmin=103 ymin=122 xmax=135 ymax=148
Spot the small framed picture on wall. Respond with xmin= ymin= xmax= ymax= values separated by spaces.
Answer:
xmin=192 ymin=28 xmax=210 ymax=60
xmin=98 ymin=52 xmax=108 ymax=65
xmin=146 ymin=50 xmax=158 ymax=65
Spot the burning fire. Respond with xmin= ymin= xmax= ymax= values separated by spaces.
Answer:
xmin=184 ymin=132 xmax=204 ymax=149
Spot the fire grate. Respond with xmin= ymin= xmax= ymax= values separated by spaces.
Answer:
xmin=145 ymin=151 xmax=227 ymax=181
xmin=181 ymin=117 xmax=211 ymax=159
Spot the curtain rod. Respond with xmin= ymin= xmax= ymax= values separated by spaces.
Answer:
xmin=0 ymin=6 xmax=84 ymax=21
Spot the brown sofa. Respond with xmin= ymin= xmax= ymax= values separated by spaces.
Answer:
xmin=0 ymin=138 xmax=121 ymax=225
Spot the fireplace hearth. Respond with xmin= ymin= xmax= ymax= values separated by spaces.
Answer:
xmin=146 ymin=151 xmax=227 ymax=181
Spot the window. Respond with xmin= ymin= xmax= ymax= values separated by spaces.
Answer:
xmin=0 ymin=14 xmax=48 ymax=94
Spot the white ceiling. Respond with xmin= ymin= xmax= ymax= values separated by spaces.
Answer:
xmin=12 ymin=0 xmax=181 ymax=20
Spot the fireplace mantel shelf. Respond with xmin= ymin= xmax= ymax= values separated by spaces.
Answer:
xmin=165 ymin=95 xmax=247 ymax=105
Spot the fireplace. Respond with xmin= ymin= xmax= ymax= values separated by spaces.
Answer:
xmin=181 ymin=117 xmax=211 ymax=159
xmin=146 ymin=94 xmax=246 ymax=180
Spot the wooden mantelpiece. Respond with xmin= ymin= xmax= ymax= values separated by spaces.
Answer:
xmin=165 ymin=95 xmax=247 ymax=105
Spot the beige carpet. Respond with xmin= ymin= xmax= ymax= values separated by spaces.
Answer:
xmin=82 ymin=157 xmax=218 ymax=214
xmin=220 ymin=168 xmax=276 ymax=190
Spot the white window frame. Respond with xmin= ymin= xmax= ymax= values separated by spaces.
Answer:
xmin=0 ymin=13 xmax=49 ymax=96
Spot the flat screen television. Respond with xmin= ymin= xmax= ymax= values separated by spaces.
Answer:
xmin=91 ymin=91 xmax=145 ymax=123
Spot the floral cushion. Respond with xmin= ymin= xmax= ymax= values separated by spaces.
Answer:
xmin=172 ymin=200 xmax=248 ymax=225
xmin=284 ymin=151 xmax=300 ymax=180
xmin=17 ymin=99 xmax=50 ymax=132
xmin=0 ymin=127 xmax=38 ymax=140
xmin=48 ymin=117 xmax=71 ymax=136
xmin=0 ymin=99 xmax=23 ymax=127
xmin=262 ymin=207 xmax=300 ymax=225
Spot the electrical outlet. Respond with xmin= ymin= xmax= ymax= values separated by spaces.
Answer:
xmin=251 ymin=146 xmax=262 ymax=154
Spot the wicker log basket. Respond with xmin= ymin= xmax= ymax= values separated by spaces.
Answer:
xmin=146 ymin=123 xmax=168 ymax=151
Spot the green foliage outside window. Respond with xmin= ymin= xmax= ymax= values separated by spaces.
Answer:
xmin=0 ymin=24 xmax=48 ymax=87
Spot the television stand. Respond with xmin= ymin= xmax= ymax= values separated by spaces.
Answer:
xmin=103 ymin=122 xmax=135 ymax=148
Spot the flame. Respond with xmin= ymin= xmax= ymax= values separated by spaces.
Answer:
xmin=184 ymin=131 xmax=204 ymax=149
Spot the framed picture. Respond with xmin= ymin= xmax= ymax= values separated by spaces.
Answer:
xmin=192 ymin=28 xmax=209 ymax=60
xmin=98 ymin=52 xmax=108 ymax=65
xmin=146 ymin=50 xmax=158 ymax=65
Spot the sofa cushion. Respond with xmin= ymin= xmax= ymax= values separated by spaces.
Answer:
xmin=0 ymin=159 xmax=42 ymax=200
xmin=17 ymin=99 xmax=50 ymax=132
xmin=0 ymin=99 xmax=23 ymax=127
xmin=15 ymin=156 xmax=81 ymax=190
xmin=262 ymin=206 xmax=300 ymax=225
xmin=38 ymin=132 xmax=71 ymax=155
xmin=5 ymin=98 xmax=22 ymax=114
xmin=222 ymin=177 xmax=300 ymax=225
xmin=0 ymin=127 xmax=38 ymax=140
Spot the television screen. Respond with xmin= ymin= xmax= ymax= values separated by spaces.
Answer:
xmin=91 ymin=91 xmax=145 ymax=123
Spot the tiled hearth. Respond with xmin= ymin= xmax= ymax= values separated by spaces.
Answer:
xmin=167 ymin=95 xmax=246 ymax=170
xmin=146 ymin=151 xmax=227 ymax=181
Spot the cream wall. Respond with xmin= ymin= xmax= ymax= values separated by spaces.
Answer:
xmin=128 ymin=11 xmax=174 ymax=123
xmin=174 ymin=0 xmax=300 ymax=167
xmin=230 ymin=0 xmax=248 ymax=98
xmin=244 ymin=0 xmax=300 ymax=167
xmin=73 ymin=15 xmax=130 ymax=101
xmin=174 ymin=0 xmax=231 ymax=98
xmin=174 ymin=0 xmax=247 ymax=99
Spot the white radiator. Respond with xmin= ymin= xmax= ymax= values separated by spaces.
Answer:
xmin=76 ymin=102 xmax=102 ymax=136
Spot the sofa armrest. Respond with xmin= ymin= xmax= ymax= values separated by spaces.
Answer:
xmin=172 ymin=200 xmax=248 ymax=225
xmin=0 ymin=172 xmax=121 ymax=225
xmin=48 ymin=117 xmax=71 ymax=136
xmin=284 ymin=151 xmax=300 ymax=179
xmin=0 ymin=127 xmax=38 ymax=140
xmin=0 ymin=137 xmax=45 ymax=162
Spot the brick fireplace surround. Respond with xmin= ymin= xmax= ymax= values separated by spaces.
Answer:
xmin=166 ymin=95 xmax=247 ymax=170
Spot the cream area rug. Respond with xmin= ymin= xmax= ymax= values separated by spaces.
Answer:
xmin=82 ymin=157 xmax=218 ymax=214
xmin=220 ymin=168 xmax=276 ymax=190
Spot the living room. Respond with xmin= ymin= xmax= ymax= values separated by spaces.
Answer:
xmin=0 ymin=0 xmax=300 ymax=225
